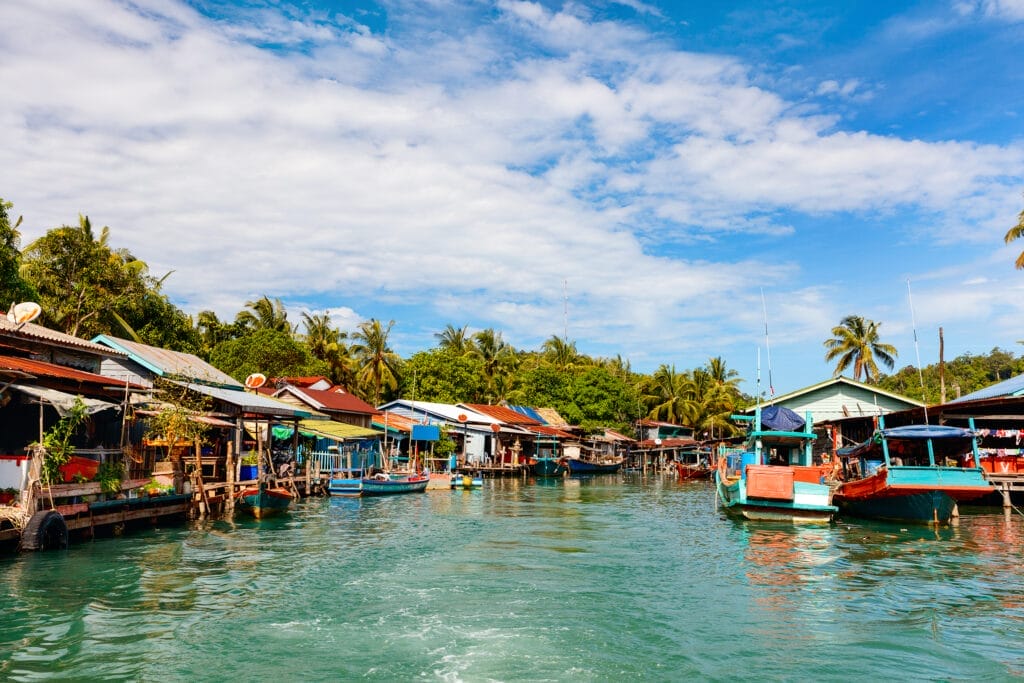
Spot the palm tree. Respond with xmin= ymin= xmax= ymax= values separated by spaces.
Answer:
xmin=435 ymin=324 xmax=472 ymax=354
xmin=350 ymin=318 xmax=401 ymax=404
xmin=301 ymin=311 xmax=356 ymax=388
xmin=1007 ymin=200 xmax=1024 ymax=270
xmin=235 ymin=295 xmax=293 ymax=334
xmin=643 ymin=364 xmax=690 ymax=424
xmin=472 ymin=328 xmax=515 ymax=402
xmin=823 ymin=315 xmax=898 ymax=383
xmin=541 ymin=335 xmax=584 ymax=371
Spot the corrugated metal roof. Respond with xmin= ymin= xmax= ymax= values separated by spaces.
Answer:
xmin=461 ymin=403 xmax=542 ymax=425
xmin=380 ymin=400 xmax=497 ymax=425
xmin=950 ymin=372 xmax=1024 ymax=403
xmin=372 ymin=410 xmax=419 ymax=433
xmin=0 ymin=354 xmax=137 ymax=388
xmin=299 ymin=419 xmax=379 ymax=440
xmin=534 ymin=407 xmax=570 ymax=427
xmin=173 ymin=381 xmax=311 ymax=418
xmin=276 ymin=386 xmax=378 ymax=415
xmin=0 ymin=318 xmax=125 ymax=356
xmin=507 ymin=405 xmax=545 ymax=422
xmin=93 ymin=335 xmax=241 ymax=387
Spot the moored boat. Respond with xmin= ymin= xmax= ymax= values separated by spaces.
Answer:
xmin=714 ymin=406 xmax=836 ymax=523
xmin=236 ymin=484 xmax=295 ymax=518
xmin=833 ymin=421 xmax=994 ymax=524
xmin=531 ymin=456 xmax=566 ymax=477
xmin=328 ymin=477 xmax=362 ymax=497
xmin=360 ymin=471 xmax=429 ymax=496
xmin=565 ymin=456 xmax=624 ymax=474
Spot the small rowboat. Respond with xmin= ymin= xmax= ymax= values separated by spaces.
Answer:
xmin=236 ymin=485 xmax=295 ymax=518
xmin=359 ymin=472 xmax=429 ymax=496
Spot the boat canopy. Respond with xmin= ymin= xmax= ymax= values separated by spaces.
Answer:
xmin=878 ymin=425 xmax=974 ymax=440
xmin=760 ymin=405 xmax=805 ymax=432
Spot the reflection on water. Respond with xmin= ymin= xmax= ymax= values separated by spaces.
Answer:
xmin=0 ymin=476 xmax=1022 ymax=680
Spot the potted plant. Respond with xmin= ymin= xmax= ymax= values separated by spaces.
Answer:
xmin=239 ymin=452 xmax=259 ymax=481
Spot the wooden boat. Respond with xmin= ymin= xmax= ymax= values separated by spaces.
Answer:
xmin=359 ymin=471 xmax=429 ymax=496
xmin=674 ymin=447 xmax=714 ymax=480
xmin=531 ymin=456 xmax=566 ymax=477
xmin=328 ymin=477 xmax=362 ymax=497
xmin=714 ymin=406 xmax=836 ymax=523
xmin=236 ymin=484 xmax=295 ymax=518
xmin=833 ymin=421 xmax=994 ymax=524
xmin=450 ymin=473 xmax=484 ymax=488
xmin=565 ymin=456 xmax=624 ymax=474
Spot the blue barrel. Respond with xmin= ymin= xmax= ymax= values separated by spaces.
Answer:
xmin=740 ymin=452 xmax=759 ymax=478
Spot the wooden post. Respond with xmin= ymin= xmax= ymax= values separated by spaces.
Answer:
xmin=194 ymin=437 xmax=209 ymax=517
xmin=305 ymin=456 xmax=311 ymax=496
xmin=225 ymin=439 xmax=235 ymax=512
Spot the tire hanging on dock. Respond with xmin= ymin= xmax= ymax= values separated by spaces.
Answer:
xmin=20 ymin=510 xmax=68 ymax=551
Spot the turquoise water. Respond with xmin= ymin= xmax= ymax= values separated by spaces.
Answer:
xmin=1 ymin=474 xmax=1023 ymax=681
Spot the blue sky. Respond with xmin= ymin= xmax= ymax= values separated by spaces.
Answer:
xmin=1 ymin=0 xmax=1023 ymax=397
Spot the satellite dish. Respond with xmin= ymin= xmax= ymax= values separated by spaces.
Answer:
xmin=244 ymin=373 xmax=267 ymax=389
xmin=490 ymin=423 xmax=501 ymax=433
xmin=457 ymin=413 xmax=468 ymax=423
xmin=7 ymin=302 xmax=41 ymax=325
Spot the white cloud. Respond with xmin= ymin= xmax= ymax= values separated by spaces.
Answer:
xmin=0 ymin=0 xmax=1022 ymax=387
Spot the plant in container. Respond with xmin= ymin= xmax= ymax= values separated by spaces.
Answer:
xmin=239 ymin=452 xmax=259 ymax=481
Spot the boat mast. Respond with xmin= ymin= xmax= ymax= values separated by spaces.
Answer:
xmin=907 ymin=279 xmax=929 ymax=425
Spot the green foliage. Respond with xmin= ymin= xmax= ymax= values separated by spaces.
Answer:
xmin=143 ymin=378 xmax=215 ymax=456
xmin=210 ymin=328 xmax=329 ymax=381
xmin=570 ymin=366 xmax=637 ymax=432
xmin=823 ymin=315 xmax=898 ymax=384
xmin=401 ymin=348 xmax=485 ymax=403
xmin=879 ymin=348 xmax=1024 ymax=404
xmin=36 ymin=397 xmax=89 ymax=486
xmin=0 ymin=197 xmax=37 ymax=308
xmin=240 ymin=452 xmax=259 ymax=465
xmin=433 ymin=425 xmax=457 ymax=458
xmin=96 ymin=460 xmax=125 ymax=495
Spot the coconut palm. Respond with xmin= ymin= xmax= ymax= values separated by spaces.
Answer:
xmin=472 ymin=328 xmax=515 ymax=402
xmin=823 ymin=315 xmax=898 ymax=383
xmin=302 ymin=311 xmax=356 ymax=388
xmin=350 ymin=318 xmax=401 ymax=404
xmin=643 ymin=364 xmax=690 ymax=424
xmin=541 ymin=335 xmax=585 ymax=371
xmin=435 ymin=324 xmax=473 ymax=354
xmin=1007 ymin=201 xmax=1024 ymax=270
xmin=235 ymin=295 xmax=293 ymax=334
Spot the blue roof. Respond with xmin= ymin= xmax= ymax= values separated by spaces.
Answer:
xmin=948 ymin=372 xmax=1024 ymax=403
xmin=508 ymin=405 xmax=546 ymax=424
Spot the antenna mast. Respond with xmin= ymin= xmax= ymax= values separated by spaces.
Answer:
xmin=760 ymin=289 xmax=774 ymax=399
xmin=563 ymin=279 xmax=568 ymax=341
xmin=906 ymin=279 xmax=929 ymax=425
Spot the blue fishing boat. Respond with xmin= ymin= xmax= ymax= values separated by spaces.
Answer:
xmin=236 ymin=484 xmax=295 ymax=518
xmin=833 ymin=420 xmax=994 ymax=524
xmin=360 ymin=472 xmax=429 ymax=496
xmin=531 ymin=456 xmax=566 ymax=477
xmin=328 ymin=477 xmax=362 ymax=497
xmin=565 ymin=456 xmax=624 ymax=474
xmin=714 ymin=406 xmax=836 ymax=523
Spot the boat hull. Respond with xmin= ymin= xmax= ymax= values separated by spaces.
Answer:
xmin=566 ymin=458 xmax=624 ymax=474
xmin=715 ymin=467 xmax=836 ymax=524
xmin=676 ymin=462 xmax=713 ymax=481
xmin=532 ymin=457 xmax=566 ymax=477
xmin=360 ymin=475 xmax=429 ymax=496
xmin=834 ymin=466 xmax=993 ymax=524
xmin=237 ymin=486 xmax=294 ymax=518
xmin=328 ymin=478 xmax=362 ymax=497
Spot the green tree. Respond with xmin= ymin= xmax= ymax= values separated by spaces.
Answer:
xmin=209 ymin=328 xmax=328 ymax=381
xmin=570 ymin=366 xmax=638 ymax=432
xmin=20 ymin=215 xmax=150 ymax=338
xmin=301 ymin=311 xmax=356 ymax=388
xmin=350 ymin=319 xmax=402 ymax=405
xmin=823 ymin=315 xmax=898 ymax=383
xmin=643 ymin=364 xmax=690 ymax=423
xmin=235 ymin=295 xmax=293 ymax=334
xmin=434 ymin=324 xmax=473 ymax=354
xmin=541 ymin=335 xmax=587 ymax=372
xmin=0 ymin=197 xmax=37 ymax=308
xmin=1006 ymin=197 xmax=1024 ymax=270
xmin=400 ymin=348 xmax=485 ymax=403
xmin=472 ymin=328 xmax=516 ymax=402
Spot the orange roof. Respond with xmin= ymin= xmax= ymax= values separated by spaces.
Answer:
xmin=462 ymin=403 xmax=542 ymax=425
xmin=372 ymin=410 xmax=420 ymax=433
xmin=0 ymin=355 xmax=140 ymax=389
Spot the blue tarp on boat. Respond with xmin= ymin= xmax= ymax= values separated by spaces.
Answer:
xmin=880 ymin=425 xmax=974 ymax=440
xmin=760 ymin=405 xmax=805 ymax=432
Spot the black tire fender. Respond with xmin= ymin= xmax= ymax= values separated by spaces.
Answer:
xmin=21 ymin=510 xmax=69 ymax=551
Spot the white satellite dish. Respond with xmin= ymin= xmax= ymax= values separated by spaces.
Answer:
xmin=244 ymin=373 xmax=267 ymax=389
xmin=7 ymin=301 xmax=41 ymax=326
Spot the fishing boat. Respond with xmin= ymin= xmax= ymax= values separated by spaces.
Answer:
xmin=674 ymin=446 xmax=714 ymax=480
xmin=450 ymin=472 xmax=484 ymax=489
xmin=714 ymin=406 xmax=836 ymax=523
xmin=360 ymin=471 xmax=429 ymax=496
xmin=328 ymin=477 xmax=362 ymax=497
xmin=565 ymin=456 xmax=624 ymax=474
xmin=833 ymin=420 xmax=994 ymax=524
xmin=531 ymin=456 xmax=566 ymax=477
xmin=236 ymin=484 xmax=295 ymax=518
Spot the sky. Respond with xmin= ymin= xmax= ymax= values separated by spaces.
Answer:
xmin=1 ymin=0 xmax=1024 ymax=397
